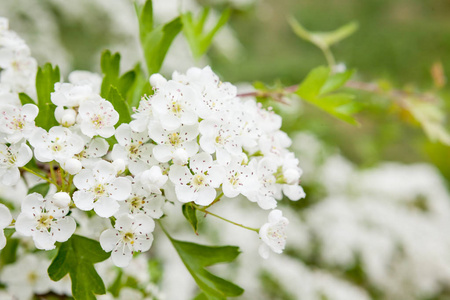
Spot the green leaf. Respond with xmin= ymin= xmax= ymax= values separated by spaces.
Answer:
xmin=182 ymin=203 xmax=199 ymax=234
xmin=0 ymin=236 xmax=19 ymax=268
xmin=48 ymin=235 xmax=110 ymax=300
xmin=100 ymin=50 xmax=121 ymax=98
xmin=18 ymin=92 xmax=35 ymax=105
xmin=288 ymin=17 xmax=358 ymax=48
xmin=168 ymin=236 xmax=243 ymax=299
xmin=137 ymin=0 xmax=182 ymax=75
xmin=118 ymin=70 xmax=137 ymax=101
xmin=28 ymin=182 xmax=50 ymax=197
xmin=193 ymin=293 xmax=209 ymax=300
xmin=182 ymin=7 xmax=231 ymax=58
xmin=320 ymin=69 xmax=355 ymax=94
xmin=296 ymin=66 xmax=359 ymax=125
xmin=107 ymin=86 xmax=132 ymax=128
xmin=35 ymin=63 xmax=60 ymax=130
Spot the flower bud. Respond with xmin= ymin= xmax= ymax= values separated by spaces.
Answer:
xmin=55 ymin=106 xmax=77 ymax=127
xmin=172 ymin=148 xmax=189 ymax=165
xmin=150 ymin=73 xmax=167 ymax=88
xmin=52 ymin=192 xmax=71 ymax=208
xmin=112 ymin=159 xmax=126 ymax=174
xmin=62 ymin=158 xmax=82 ymax=175
xmin=283 ymin=169 xmax=301 ymax=185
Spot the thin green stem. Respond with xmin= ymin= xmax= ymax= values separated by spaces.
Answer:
xmin=20 ymin=166 xmax=58 ymax=186
xmin=195 ymin=205 xmax=259 ymax=233
xmin=320 ymin=45 xmax=336 ymax=70
xmin=49 ymin=162 xmax=58 ymax=185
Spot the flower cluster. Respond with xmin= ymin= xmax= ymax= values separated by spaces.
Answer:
xmin=0 ymin=18 xmax=303 ymax=279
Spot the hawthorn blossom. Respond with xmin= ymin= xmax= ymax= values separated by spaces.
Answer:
xmin=222 ymin=156 xmax=255 ymax=198
xmin=244 ymin=158 xmax=279 ymax=209
xmin=149 ymin=122 xmax=199 ymax=164
xmin=259 ymin=209 xmax=289 ymax=259
xmin=15 ymin=193 xmax=76 ymax=250
xmin=111 ymin=123 xmax=157 ymax=175
xmin=169 ymin=152 xmax=225 ymax=205
xmin=0 ymin=254 xmax=52 ymax=300
xmin=0 ymin=204 xmax=12 ymax=250
xmin=73 ymin=160 xmax=132 ymax=217
xmin=130 ymin=95 xmax=154 ymax=132
xmin=77 ymin=98 xmax=119 ymax=138
xmin=73 ymin=136 xmax=109 ymax=168
xmin=0 ymin=103 xmax=38 ymax=143
xmin=29 ymin=126 xmax=84 ymax=164
xmin=51 ymin=82 xmax=96 ymax=107
xmin=0 ymin=142 xmax=32 ymax=185
xmin=116 ymin=181 xmax=165 ymax=218
xmin=151 ymin=79 xmax=199 ymax=131
xmin=100 ymin=214 xmax=155 ymax=267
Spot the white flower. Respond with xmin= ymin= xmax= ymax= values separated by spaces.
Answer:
xmin=29 ymin=126 xmax=84 ymax=164
xmin=116 ymin=181 xmax=165 ymax=218
xmin=73 ymin=160 xmax=132 ymax=217
xmin=0 ymin=254 xmax=52 ymax=300
xmin=169 ymin=152 xmax=224 ymax=205
xmin=51 ymin=82 xmax=95 ymax=107
xmin=54 ymin=106 xmax=77 ymax=127
xmin=138 ymin=166 xmax=168 ymax=195
xmin=199 ymin=115 xmax=242 ymax=164
xmin=149 ymin=122 xmax=199 ymax=163
xmin=0 ymin=203 xmax=12 ymax=250
xmin=222 ymin=156 xmax=254 ymax=198
xmin=244 ymin=158 xmax=279 ymax=209
xmin=15 ymin=193 xmax=76 ymax=250
xmin=0 ymin=142 xmax=32 ymax=185
xmin=100 ymin=214 xmax=155 ymax=267
xmin=130 ymin=95 xmax=154 ymax=133
xmin=73 ymin=136 xmax=109 ymax=168
xmin=151 ymin=80 xmax=199 ymax=131
xmin=111 ymin=123 xmax=157 ymax=175
xmin=77 ymin=98 xmax=119 ymax=138
xmin=258 ymin=209 xmax=289 ymax=259
xmin=0 ymin=103 xmax=38 ymax=143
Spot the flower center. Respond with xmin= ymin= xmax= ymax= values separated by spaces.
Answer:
xmin=36 ymin=213 xmax=53 ymax=230
xmin=171 ymin=101 xmax=183 ymax=116
xmin=130 ymin=196 xmax=145 ymax=209
xmin=94 ymin=184 xmax=106 ymax=196
xmin=122 ymin=232 xmax=135 ymax=245
xmin=192 ymin=174 xmax=206 ymax=188
xmin=168 ymin=133 xmax=181 ymax=147
xmin=91 ymin=115 xmax=104 ymax=128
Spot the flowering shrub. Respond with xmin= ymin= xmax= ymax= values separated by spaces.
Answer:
xmin=0 ymin=1 xmax=319 ymax=298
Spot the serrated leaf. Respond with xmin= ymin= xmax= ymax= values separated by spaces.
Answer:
xmin=107 ymin=87 xmax=132 ymax=128
xmin=182 ymin=203 xmax=199 ymax=234
xmin=18 ymin=93 xmax=35 ymax=105
xmin=168 ymin=236 xmax=243 ymax=299
xmin=35 ymin=63 xmax=60 ymax=130
xmin=48 ymin=235 xmax=110 ymax=300
xmin=28 ymin=182 xmax=50 ymax=197
xmin=296 ymin=66 xmax=359 ymax=125
xmin=137 ymin=0 xmax=182 ymax=75
xmin=182 ymin=7 xmax=231 ymax=58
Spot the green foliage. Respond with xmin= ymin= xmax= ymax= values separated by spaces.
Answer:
xmin=100 ymin=50 xmax=137 ymax=103
xmin=182 ymin=203 xmax=199 ymax=234
xmin=27 ymin=182 xmax=50 ymax=197
xmin=35 ymin=63 xmax=60 ymax=130
xmin=167 ymin=236 xmax=243 ymax=299
xmin=296 ymin=66 xmax=360 ymax=125
xmin=0 ymin=233 xmax=18 ymax=268
xmin=137 ymin=0 xmax=182 ymax=75
xmin=18 ymin=93 xmax=35 ymax=105
xmin=182 ymin=7 xmax=231 ymax=59
xmin=108 ymin=86 xmax=132 ymax=128
xmin=48 ymin=235 xmax=111 ymax=300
